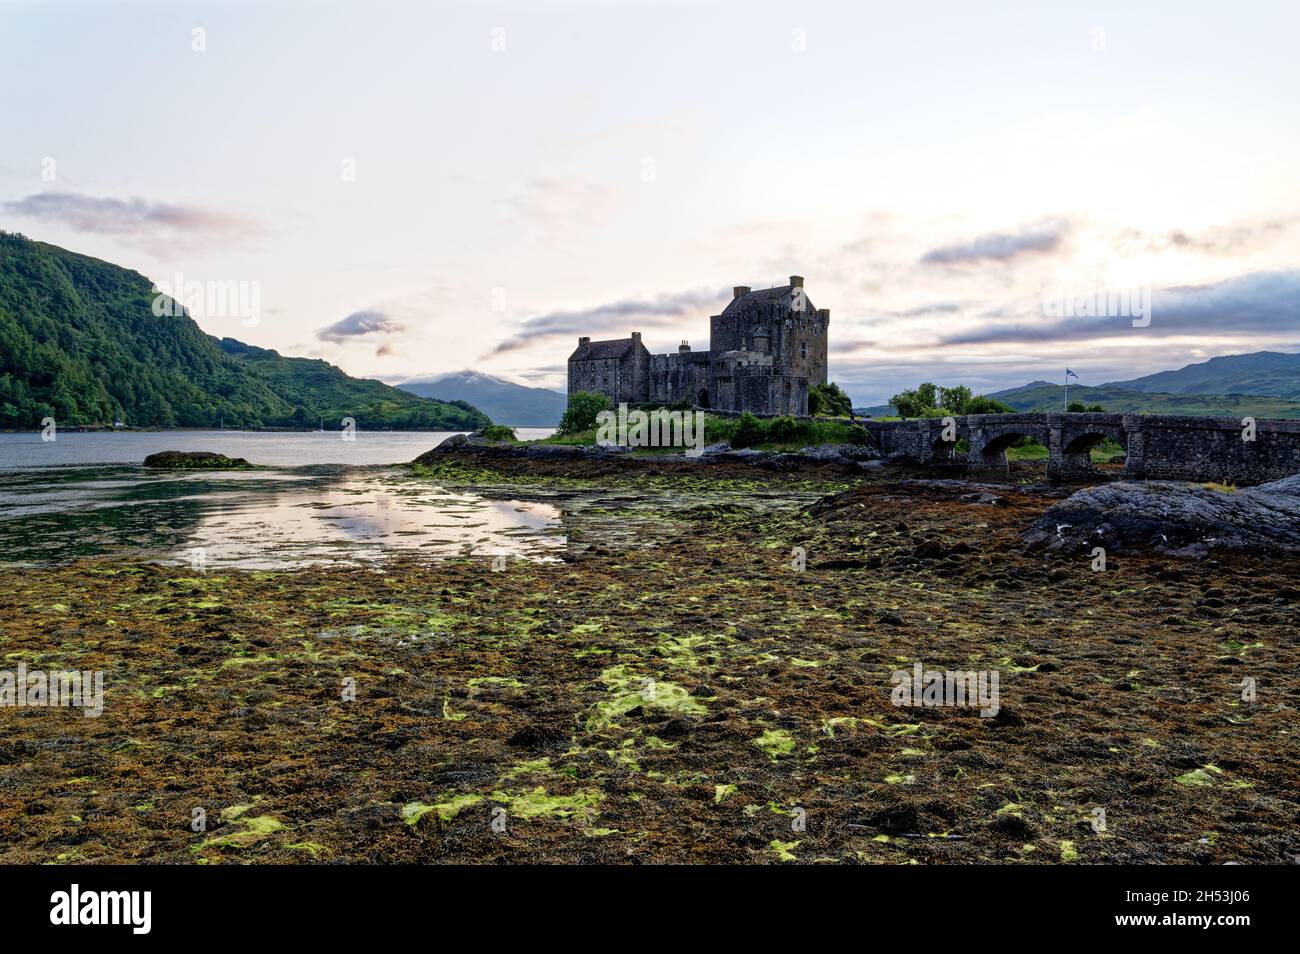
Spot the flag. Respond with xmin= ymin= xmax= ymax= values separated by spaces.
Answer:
xmin=1066 ymin=368 xmax=1079 ymax=380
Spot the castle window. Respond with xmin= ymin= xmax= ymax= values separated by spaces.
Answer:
xmin=801 ymin=342 xmax=807 ymax=359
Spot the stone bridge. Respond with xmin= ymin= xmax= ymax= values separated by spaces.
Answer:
xmin=861 ymin=412 xmax=1300 ymax=485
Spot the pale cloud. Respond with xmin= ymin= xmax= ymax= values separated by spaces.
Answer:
xmin=920 ymin=218 xmax=1072 ymax=266
xmin=1114 ymin=217 xmax=1297 ymax=256
xmin=317 ymin=309 xmax=406 ymax=343
xmin=940 ymin=270 xmax=1300 ymax=346
xmin=489 ymin=286 xmax=730 ymax=355
xmin=3 ymin=191 xmax=258 ymax=241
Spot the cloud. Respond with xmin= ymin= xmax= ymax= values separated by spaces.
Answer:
xmin=1117 ymin=217 xmax=1297 ymax=256
xmin=489 ymin=287 xmax=729 ymax=355
xmin=503 ymin=177 xmax=619 ymax=232
xmin=3 ymin=191 xmax=257 ymax=240
xmin=920 ymin=218 xmax=1071 ymax=266
xmin=939 ymin=270 xmax=1300 ymax=346
xmin=889 ymin=301 xmax=966 ymax=318
xmin=317 ymin=309 xmax=407 ymax=343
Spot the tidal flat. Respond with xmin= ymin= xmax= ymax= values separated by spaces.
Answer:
xmin=1 ymin=457 xmax=1296 ymax=864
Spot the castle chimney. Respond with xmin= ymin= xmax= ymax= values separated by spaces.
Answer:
xmin=789 ymin=275 xmax=804 ymax=288
xmin=679 ymin=340 xmax=691 ymax=353
xmin=817 ymin=308 xmax=829 ymax=320
xmin=579 ymin=336 xmax=590 ymax=345
xmin=631 ymin=331 xmax=641 ymax=341
xmin=733 ymin=286 xmax=751 ymax=298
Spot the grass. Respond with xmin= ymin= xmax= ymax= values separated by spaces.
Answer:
xmin=1004 ymin=438 xmax=1126 ymax=463
xmin=537 ymin=411 xmax=869 ymax=453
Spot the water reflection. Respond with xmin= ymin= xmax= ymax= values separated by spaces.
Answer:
xmin=0 ymin=465 xmax=564 ymax=569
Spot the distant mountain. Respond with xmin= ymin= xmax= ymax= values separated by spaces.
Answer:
xmin=215 ymin=339 xmax=489 ymax=430
xmin=1108 ymin=351 xmax=1300 ymax=399
xmin=0 ymin=231 xmax=488 ymax=430
xmin=988 ymin=381 xmax=1300 ymax=419
xmin=858 ymin=350 xmax=1300 ymax=420
xmin=854 ymin=405 xmax=894 ymax=419
xmin=397 ymin=370 xmax=566 ymax=426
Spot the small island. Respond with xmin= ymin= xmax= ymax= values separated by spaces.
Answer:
xmin=142 ymin=450 xmax=253 ymax=469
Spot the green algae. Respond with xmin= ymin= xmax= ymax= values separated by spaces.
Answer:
xmin=1175 ymin=765 xmax=1252 ymax=789
xmin=491 ymin=787 xmax=603 ymax=821
xmin=402 ymin=794 xmax=484 ymax=826
xmin=286 ymin=841 xmax=327 ymax=857
xmin=196 ymin=814 xmax=284 ymax=851
xmin=442 ymin=697 xmax=466 ymax=721
xmin=769 ymin=839 xmax=801 ymax=861
xmin=753 ymin=729 xmax=795 ymax=760
xmin=588 ymin=664 xmax=705 ymax=729
xmin=821 ymin=716 xmax=863 ymax=737
xmin=504 ymin=757 xmax=552 ymax=778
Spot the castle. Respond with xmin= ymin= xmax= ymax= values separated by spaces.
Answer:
xmin=567 ymin=276 xmax=829 ymax=416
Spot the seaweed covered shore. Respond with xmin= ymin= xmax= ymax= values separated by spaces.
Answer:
xmin=1 ymin=457 xmax=1296 ymax=864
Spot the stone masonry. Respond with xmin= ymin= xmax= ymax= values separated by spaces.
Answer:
xmin=863 ymin=412 xmax=1300 ymax=485
xmin=567 ymin=277 xmax=829 ymax=416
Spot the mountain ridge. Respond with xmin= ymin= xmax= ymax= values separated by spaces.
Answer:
xmin=1106 ymin=350 xmax=1300 ymax=399
xmin=854 ymin=351 xmax=1300 ymax=419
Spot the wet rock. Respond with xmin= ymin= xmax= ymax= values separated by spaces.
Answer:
xmin=343 ymin=803 xmax=403 ymax=830
xmin=1024 ymin=475 xmax=1300 ymax=557
xmin=959 ymin=491 xmax=1007 ymax=506
xmin=507 ymin=722 xmax=568 ymax=749
xmin=857 ymin=802 xmax=920 ymax=835
xmin=797 ymin=443 xmax=881 ymax=464
xmin=143 ymin=450 xmax=251 ymax=469
xmin=992 ymin=811 xmax=1037 ymax=839
xmin=657 ymin=717 xmax=696 ymax=738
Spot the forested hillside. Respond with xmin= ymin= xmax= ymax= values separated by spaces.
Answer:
xmin=0 ymin=232 xmax=487 ymax=429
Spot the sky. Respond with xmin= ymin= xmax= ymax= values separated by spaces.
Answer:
xmin=2 ymin=0 xmax=1298 ymax=406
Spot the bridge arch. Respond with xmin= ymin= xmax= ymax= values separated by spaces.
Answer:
xmin=1054 ymin=415 xmax=1128 ymax=480
xmin=1063 ymin=432 xmax=1111 ymax=455
xmin=966 ymin=416 xmax=1051 ymax=476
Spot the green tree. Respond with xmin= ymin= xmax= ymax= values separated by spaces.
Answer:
xmin=808 ymin=382 xmax=853 ymax=417
xmin=963 ymin=395 xmax=1015 ymax=415
xmin=939 ymin=385 xmax=973 ymax=413
xmin=557 ymin=391 xmax=611 ymax=435
xmin=731 ymin=412 xmax=765 ymax=448
xmin=889 ymin=383 xmax=940 ymax=418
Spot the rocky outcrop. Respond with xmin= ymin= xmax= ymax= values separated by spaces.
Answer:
xmin=142 ymin=451 xmax=251 ymax=469
xmin=413 ymin=434 xmax=613 ymax=467
xmin=1024 ymin=474 xmax=1300 ymax=557
xmin=415 ymin=435 xmax=882 ymax=471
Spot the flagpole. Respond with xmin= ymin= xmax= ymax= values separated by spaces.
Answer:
xmin=1064 ymin=369 xmax=1068 ymax=412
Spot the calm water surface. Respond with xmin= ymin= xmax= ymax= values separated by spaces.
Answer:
xmin=0 ymin=429 xmax=554 ymax=469
xmin=0 ymin=429 xmax=813 ymax=570
xmin=0 ymin=430 xmax=562 ymax=568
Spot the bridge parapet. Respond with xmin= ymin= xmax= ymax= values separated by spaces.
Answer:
xmin=859 ymin=412 xmax=1300 ymax=485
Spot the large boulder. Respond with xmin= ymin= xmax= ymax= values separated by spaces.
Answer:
xmin=142 ymin=450 xmax=251 ymax=469
xmin=1023 ymin=475 xmax=1300 ymax=557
